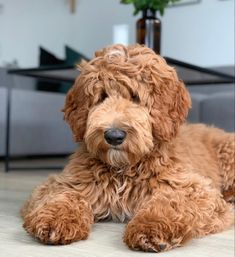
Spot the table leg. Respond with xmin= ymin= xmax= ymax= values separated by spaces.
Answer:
xmin=5 ymin=80 xmax=12 ymax=172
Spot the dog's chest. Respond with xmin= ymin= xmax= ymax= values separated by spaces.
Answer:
xmin=91 ymin=173 xmax=151 ymax=222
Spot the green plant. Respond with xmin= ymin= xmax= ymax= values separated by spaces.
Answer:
xmin=120 ymin=0 xmax=181 ymax=15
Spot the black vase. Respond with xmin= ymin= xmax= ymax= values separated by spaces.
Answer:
xmin=136 ymin=9 xmax=161 ymax=54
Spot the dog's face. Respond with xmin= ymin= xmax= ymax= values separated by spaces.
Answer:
xmin=63 ymin=44 xmax=191 ymax=167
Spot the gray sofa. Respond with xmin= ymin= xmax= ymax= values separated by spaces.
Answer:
xmin=0 ymin=67 xmax=234 ymax=157
xmin=187 ymin=84 xmax=235 ymax=132
xmin=0 ymin=68 xmax=76 ymax=156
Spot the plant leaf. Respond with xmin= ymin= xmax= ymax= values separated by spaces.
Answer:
xmin=120 ymin=0 xmax=182 ymax=16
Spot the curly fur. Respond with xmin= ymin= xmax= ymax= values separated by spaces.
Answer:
xmin=21 ymin=44 xmax=235 ymax=252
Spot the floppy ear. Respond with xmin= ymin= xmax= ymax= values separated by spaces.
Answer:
xmin=62 ymin=77 xmax=89 ymax=142
xmin=150 ymin=76 xmax=191 ymax=142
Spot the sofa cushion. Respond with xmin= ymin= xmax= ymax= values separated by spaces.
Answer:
xmin=4 ymin=89 xmax=76 ymax=156
xmin=187 ymin=93 xmax=207 ymax=123
xmin=201 ymin=92 xmax=235 ymax=132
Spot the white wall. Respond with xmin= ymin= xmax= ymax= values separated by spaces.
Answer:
xmin=0 ymin=0 xmax=234 ymax=67
xmin=0 ymin=0 xmax=72 ymax=67
xmin=162 ymin=0 xmax=235 ymax=66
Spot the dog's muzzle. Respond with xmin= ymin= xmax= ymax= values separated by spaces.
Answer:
xmin=104 ymin=129 xmax=126 ymax=146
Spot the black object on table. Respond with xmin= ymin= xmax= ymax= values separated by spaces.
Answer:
xmin=5 ymin=58 xmax=235 ymax=172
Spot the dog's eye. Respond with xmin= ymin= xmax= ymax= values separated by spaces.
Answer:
xmin=130 ymin=93 xmax=140 ymax=103
xmin=97 ymin=91 xmax=108 ymax=104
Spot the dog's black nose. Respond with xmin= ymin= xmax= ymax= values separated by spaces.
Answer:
xmin=104 ymin=129 xmax=126 ymax=146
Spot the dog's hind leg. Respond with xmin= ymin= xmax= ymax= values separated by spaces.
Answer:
xmin=214 ymin=132 xmax=235 ymax=202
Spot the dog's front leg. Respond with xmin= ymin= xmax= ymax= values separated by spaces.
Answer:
xmin=22 ymin=177 xmax=94 ymax=245
xmin=124 ymin=178 xmax=233 ymax=252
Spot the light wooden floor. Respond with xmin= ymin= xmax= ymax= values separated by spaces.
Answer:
xmin=0 ymin=159 xmax=234 ymax=257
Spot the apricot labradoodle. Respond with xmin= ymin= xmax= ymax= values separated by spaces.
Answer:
xmin=21 ymin=44 xmax=234 ymax=252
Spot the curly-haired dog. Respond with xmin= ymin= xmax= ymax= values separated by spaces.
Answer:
xmin=21 ymin=44 xmax=235 ymax=252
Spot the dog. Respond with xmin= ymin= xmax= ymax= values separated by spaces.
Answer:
xmin=21 ymin=44 xmax=234 ymax=252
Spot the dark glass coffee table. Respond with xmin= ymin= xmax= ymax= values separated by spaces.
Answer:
xmin=5 ymin=58 xmax=235 ymax=171
xmin=8 ymin=57 xmax=235 ymax=85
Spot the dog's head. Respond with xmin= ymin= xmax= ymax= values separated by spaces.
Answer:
xmin=63 ymin=44 xmax=191 ymax=167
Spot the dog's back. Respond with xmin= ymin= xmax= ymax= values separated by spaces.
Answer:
xmin=175 ymin=123 xmax=234 ymax=201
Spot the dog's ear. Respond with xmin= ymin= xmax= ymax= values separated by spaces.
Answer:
xmin=62 ymin=77 xmax=89 ymax=142
xmin=150 ymin=72 xmax=191 ymax=142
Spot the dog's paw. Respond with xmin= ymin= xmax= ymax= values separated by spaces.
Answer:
xmin=124 ymin=219 xmax=184 ymax=252
xmin=23 ymin=198 xmax=93 ymax=245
